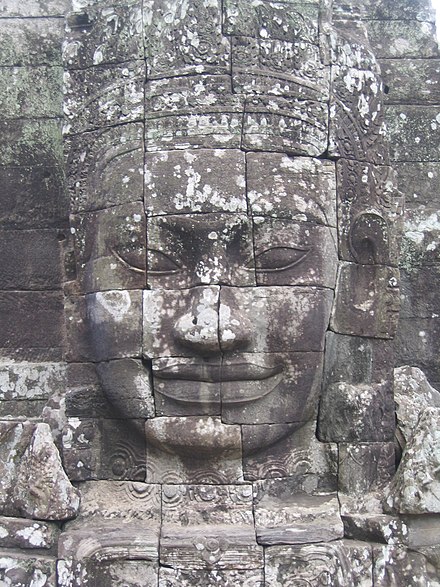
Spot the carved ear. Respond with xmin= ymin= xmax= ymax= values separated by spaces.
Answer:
xmin=349 ymin=212 xmax=389 ymax=265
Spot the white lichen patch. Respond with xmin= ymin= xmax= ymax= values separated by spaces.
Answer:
xmin=92 ymin=291 xmax=132 ymax=323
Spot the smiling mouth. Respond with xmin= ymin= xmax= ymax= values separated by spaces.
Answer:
xmin=153 ymin=359 xmax=283 ymax=405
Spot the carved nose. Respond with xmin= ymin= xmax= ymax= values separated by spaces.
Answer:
xmin=173 ymin=287 xmax=221 ymax=355
xmin=173 ymin=286 xmax=251 ymax=355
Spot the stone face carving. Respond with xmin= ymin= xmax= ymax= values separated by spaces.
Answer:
xmin=1 ymin=0 xmax=439 ymax=585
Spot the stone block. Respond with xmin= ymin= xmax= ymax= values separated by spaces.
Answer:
xmin=253 ymin=480 xmax=343 ymax=545
xmin=65 ymin=362 xmax=114 ymax=418
xmin=385 ymin=407 xmax=440 ymax=514
xmin=59 ymin=558 xmax=158 ymax=587
xmin=64 ymin=295 xmax=95 ymax=362
xmin=0 ymin=291 xmax=64 ymax=361
xmin=0 ymin=421 xmax=79 ymax=520
xmin=342 ymin=514 xmax=406 ymax=545
xmin=0 ymin=66 xmax=62 ymax=118
xmin=318 ymin=380 xmax=394 ymax=442
xmin=386 ymin=105 xmax=440 ymax=162
xmin=223 ymin=0 xmax=320 ymax=40
xmin=144 ymin=0 xmax=229 ymax=78
xmin=331 ymin=263 xmax=400 ymax=339
xmin=160 ymin=525 xmax=263 ymax=570
xmin=72 ymin=203 xmax=146 ymax=293
xmin=0 ymin=18 xmax=64 ymax=65
xmin=0 ymin=165 xmax=67 ymax=230
xmin=265 ymin=540 xmax=373 ymax=586
xmin=145 ymin=416 xmax=243 ymax=484
xmin=336 ymin=159 xmax=403 ymax=265
xmin=62 ymin=417 xmax=101 ymax=481
xmin=395 ymin=161 xmax=440 ymax=210
xmin=394 ymin=317 xmax=440 ymax=386
xmin=0 ymin=229 xmax=62 ymax=290
xmin=162 ymin=484 xmax=253 ymax=527
xmin=0 ymin=119 xmax=63 ymax=168
xmin=397 ymin=267 xmax=440 ymax=319
xmin=402 ymin=514 xmax=440 ymax=548
xmin=159 ymin=567 xmax=264 ymax=587
xmin=68 ymin=481 xmax=161 ymax=527
xmin=144 ymin=149 xmax=246 ymax=216
xmin=231 ymin=35 xmax=329 ymax=102
xmin=0 ymin=1 xmax=69 ymax=17
xmin=64 ymin=2 xmax=143 ymax=69
xmin=242 ymin=95 xmax=328 ymax=156
xmin=372 ymin=545 xmax=439 ymax=586
xmin=63 ymin=61 xmax=144 ymax=134
xmin=0 ymin=361 xmax=65 ymax=402
xmin=242 ymin=421 xmax=338 ymax=492
xmin=86 ymin=289 xmax=142 ymax=361
xmin=380 ymin=59 xmax=440 ymax=105
xmin=253 ymin=218 xmax=338 ymax=288
xmin=147 ymin=213 xmax=255 ymax=289
xmin=145 ymin=75 xmax=243 ymax=151
xmin=0 ymin=552 xmax=56 ymax=586
xmin=0 ymin=400 xmax=47 ymax=419
xmin=339 ymin=443 xmax=395 ymax=514
xmin=66 ymin=123 xmax=144 ymax=213
xmin=0 ymin=517 xmax=58 ymax=550
xmin=361 ymin=0 xmax=435 ymax=21
xmin=401 ymin=208 xmax=440 ymax=266
xmin=246 ymin=153 xmax=336 ymax=227
xmin=367 ymin=20 xmax=438 ymax=59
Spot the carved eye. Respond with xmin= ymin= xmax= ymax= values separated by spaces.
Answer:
xmin=111 ymin=246 xmax=145 ymax=273
xmin=148 ymin=250 xmax=181 ymax=274
xmin=255 ymin=246 xmax=309 ymax=272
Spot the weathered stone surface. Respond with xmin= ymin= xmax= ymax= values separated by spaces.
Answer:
xmin=243 ymin=421 xmax=338 ymax=492
xmin=147 ymin=214 xmax=255 ymax=289
xmin=0 ymin=361 xmax=65 ymax=402
xmin=160 ymin=525 xmax=263 ymax=570
xmin=361 ymin=0 xmax=435 ymax=21
xmin=68 ymin=481 xmax=161 ymax=526
xmin=367 ymin=20 xmax=438 ymax=59
xmin=0 ymin=18 xmax=64 ymax=66
xmin=62 ymin=417 xmax=101 ymax=481
xmin=145 ymin=417 xmax=243 ymax=484
xmin=0 ymin=165 xmax=67 ymax=230
xmin=144 ymin=0 xmax=229 ymax=78
xmin=64 ymin=295 xmax=95 ymax=362
xmin=402 ymin=515 xmax=440 ymax=549
xmin=242 ymin=95 xmax=328 ymax=156
xmin=0 ymin=552 xmax=56 ymax=586
xmin=144 ymin=149 xmax=246 ymax=216
xmin=0 ymin=517 xmax=58 ymax=550
xmin=0 ymin=421 xmax=79 ymax=520
xmin=59 ymin=557 xmax=158 ymax=587
xmin=394 ymin=366 xmax=440 ymax=450
xmin=0 ymin=1 xmax=69 ymax=17
xmin=86 ymin=289 xmax=142 ymax=361
xmin=385 ymin=407 xmax=440 ymax=514
xmin=246 ymin=153 xmax=336 ymax=226
xmin=342 ymin=514 xmax=407 ymax=545
xmin=66 ymin=123 xmax=143 ymax=213
xmin=372 ymin=545 xmax=440 ymax=587
xmin=65 ymin=362 xmax=113 ymax=418
xmin=63 ymin=61 xmax=144 ymax=134
xmin=162 ymin=484 xmax=253 ymax=527
xmin=331 ymin=263 xmax=400 ymax=339
xmin=0 ymin=66 xmax=62 ymax=118
xmin=265 ymin=540 xmax=373 ymax=586
xmin=0 ymin=119 xmax=63 ymax=168
xmin=253 ymin=481 xmax=343 ymax=545
xmin=145 ymin=75 xmax=243 ymax=151
xmin=0 ymin=230 xmax=62 ymax=290
xmin=318 ymin=381 xmax=394 ymax=442
xmin=253 ymin=218 xmax=338 ymax=288
xmin=386 ymin=105 xmax=440 ymax=162
xmin=0 ymin=291 xmax=64 ymax=361
xmin=338 ymin=443 xmax=395 ymax=513
xmin=64 ymin=2 xmax=143 ymax=69
xmin=159 ymin=567 xmax=264 ymax=587
xmin=72 ymin=203 xmax=146 ymax=293
xmin=380 ymin=59 xmax=440 ymax=105
xmin=401 ymin=207 xmax=440 ymax=267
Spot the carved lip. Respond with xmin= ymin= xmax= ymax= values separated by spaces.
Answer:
xmin=153 ymin=359 xmax=283 ymax=406
xmin=154 ymin=361 xmax=282 ymax=382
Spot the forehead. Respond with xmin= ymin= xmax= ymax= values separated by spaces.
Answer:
xmin=145 ymin=149 xmax=336 ymax=226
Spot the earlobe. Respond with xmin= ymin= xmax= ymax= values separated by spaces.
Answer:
xmin=349 ymin=212 xmax=389 ymax=265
